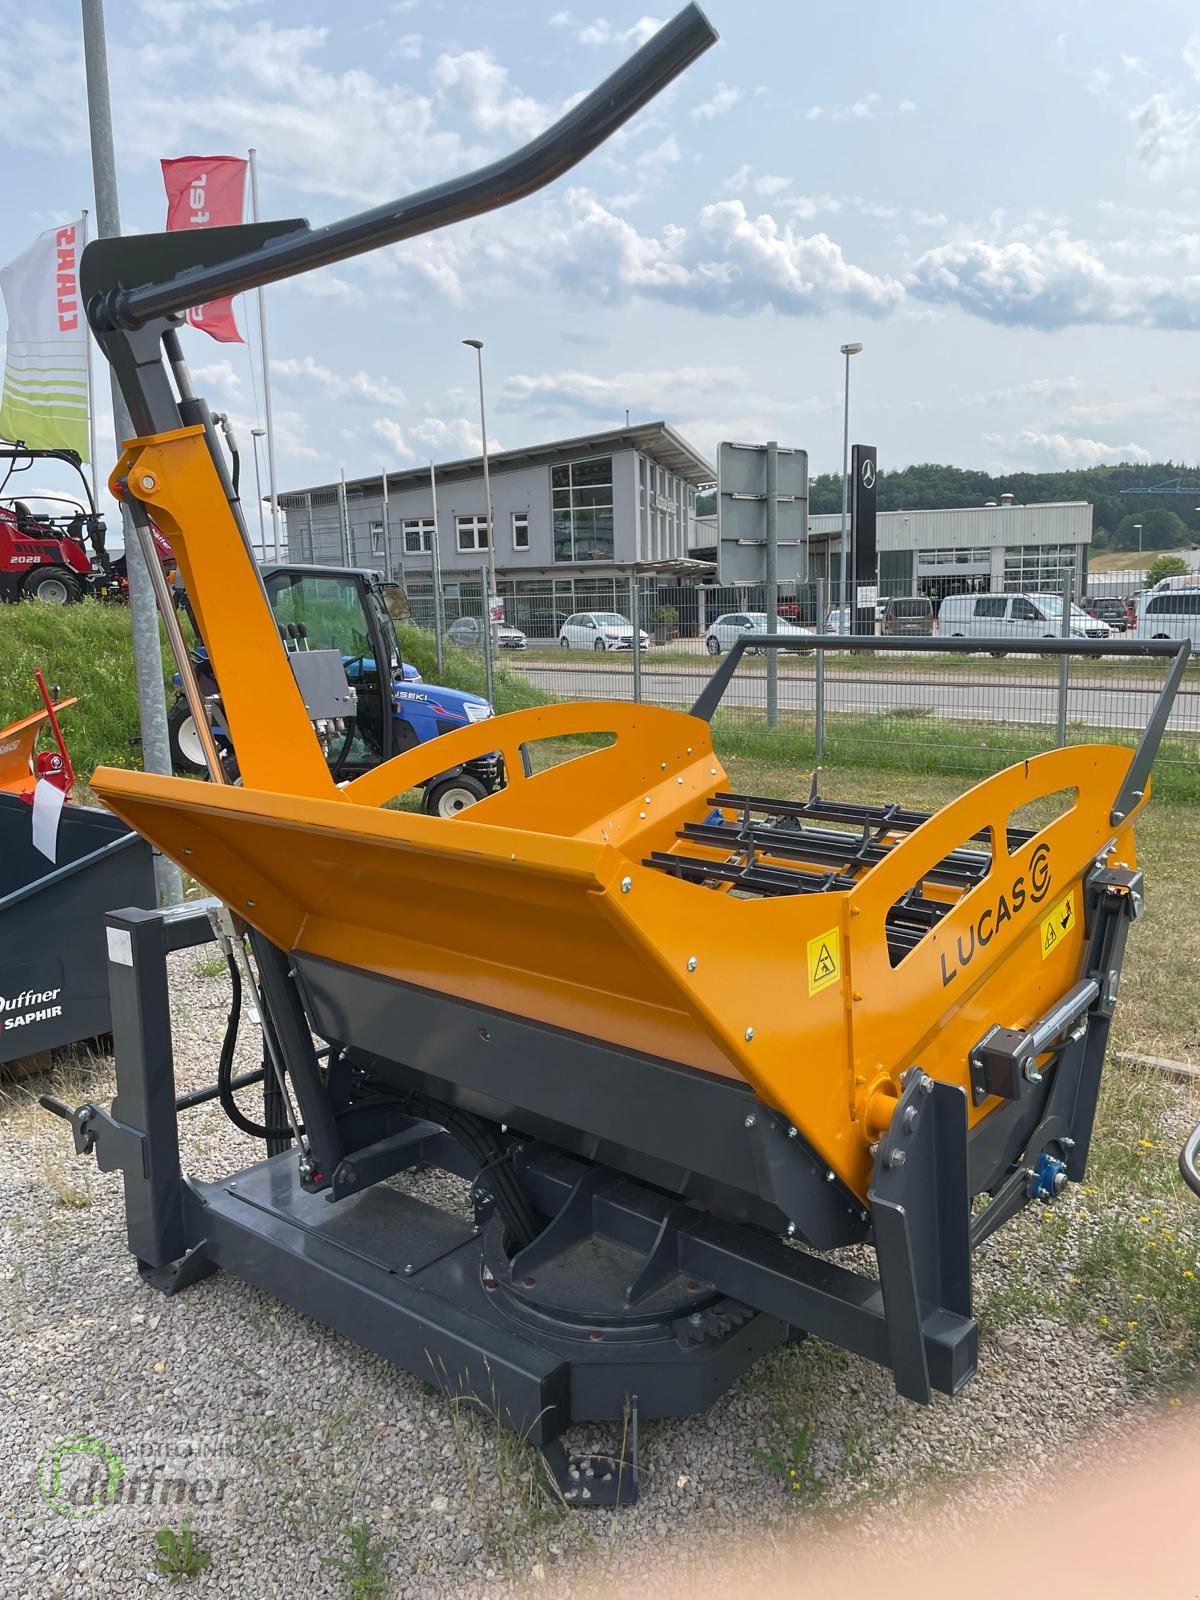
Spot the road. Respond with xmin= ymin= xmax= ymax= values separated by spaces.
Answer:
xmin=510 ymin=658 xmax=1200 ymax=735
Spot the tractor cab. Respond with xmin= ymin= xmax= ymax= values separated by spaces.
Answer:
xmin=0 ymin=443 xmax=110 ymax=603
xmin=171 ymin=562 xmax=501 ymax=814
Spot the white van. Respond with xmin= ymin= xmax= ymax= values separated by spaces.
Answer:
xmin=1136 ymin=587 xmax=1200 ymax=645
xmin=937 ymin=592 xmax=1110 ymax=643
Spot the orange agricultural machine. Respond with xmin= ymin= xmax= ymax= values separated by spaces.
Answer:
xmin=44 ymin=5 xmax=1191 ymax=1500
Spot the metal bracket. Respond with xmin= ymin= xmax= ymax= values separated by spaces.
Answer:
xmin=868 ymin=1073 xmax=972 ymax=1406
xmin=541 ymin=1397 xmax=639 ymax=1507
xmin=39 ymin=1096 xmax=147 ymax=1177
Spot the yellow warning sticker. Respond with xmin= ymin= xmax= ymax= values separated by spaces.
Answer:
xmin=1040 ymin=891 xmax=1076 ymax=959
xmin=807 ymin=928 xmax=841 ymax=995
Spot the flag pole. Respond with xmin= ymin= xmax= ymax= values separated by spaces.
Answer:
xmin=248 ymin=147 xmax=281 ymax=560
xmin=80 ymin=208 xmax=100 ymax=505
xmin=81 ymin=0 xmax=181 ymax=905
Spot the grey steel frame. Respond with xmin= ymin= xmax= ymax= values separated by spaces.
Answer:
xmin=690 ymin=633 xmax=1191 ymax=830
xmin=45 ymin=864 xmax=1140 ymax=1488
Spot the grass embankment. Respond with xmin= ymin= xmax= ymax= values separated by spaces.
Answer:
xmin=0 ymin=599 xmax=172 ymax=781
xmin=4 ymin=603 xmax=1198 ymax=802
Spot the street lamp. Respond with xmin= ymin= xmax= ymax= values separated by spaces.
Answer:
xmin=462 ymin=339 xmax=498 ymax=643
xmin=1133 ymin=522 xmax=1143 ymax=563
xmin=250 ymin=428 xmax=267 ymax=559
xmin=838 ymin=342 xmax=863 ymax=617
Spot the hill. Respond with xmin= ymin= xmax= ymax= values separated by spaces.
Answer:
xmin=698 ymin=462 xmax=1200 ymax=551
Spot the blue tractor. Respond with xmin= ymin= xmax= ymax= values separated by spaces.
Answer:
xmin=168 ymin=563 xmax=502 ymax=816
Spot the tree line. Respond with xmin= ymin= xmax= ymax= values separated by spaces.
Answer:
xmin=697 ymin=462 xmax=1199 ymax=552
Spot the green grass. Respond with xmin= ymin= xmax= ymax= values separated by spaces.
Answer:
xmin=324 ymin=1519 xmax=390 ymax=1600
xmin=4 ymin=604 xmax=1198 ymax=806
xmin=153 ymin=1518 xmax=212 ymax=1584
xmin=0 ymin=598 xmax=174 ymax=785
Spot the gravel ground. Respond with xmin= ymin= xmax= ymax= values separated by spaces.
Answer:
xmin=1 ymin=956 xmax=1196 ymax=1599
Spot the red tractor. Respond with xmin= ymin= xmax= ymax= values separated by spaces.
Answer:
xmin=0 ymin=442 xmax=111 ymax=603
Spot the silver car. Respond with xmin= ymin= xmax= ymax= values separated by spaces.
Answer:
xmin=446 ymin=615 xmax=528 ymax=650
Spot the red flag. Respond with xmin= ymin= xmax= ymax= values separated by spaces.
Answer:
xmin=161 ymin=156 xmax=247 ymax=343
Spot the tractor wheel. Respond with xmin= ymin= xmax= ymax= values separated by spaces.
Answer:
xmin=168 ymin=701 xmax=237 ymax=780
xmin=22 ymin=567 xmax=82 ymax=605
xmin=424 ymin=773 xmax=490 ymax=818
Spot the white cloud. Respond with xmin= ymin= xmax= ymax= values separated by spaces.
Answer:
xmin=501 ymin=363 xmax=748 ymax=420
xmin=115 ymin=18 xmax=486 ymax=206
xmin=1016 ymin=430 xmax=1153 ymax=466
xmin=430 ymin=49 xmax=552 ymax=141
xmin=965 ymin=376 xmax=1082 ymax=408
xmin=297 ymin=274 xmax=367 ymax=307
xmin=190 ymin=359 xmax=244 ymax=397
xmin=691 ymin=82 xmax=741 ymax=121
xmin=1129 ymin=92 xmax=1200 ymax=179
xmin=371 ymin=418 xmax=415 ymax=458
xmin=574 ymin=15 xmax=663 ymax=48
xmin=272 ymin=355 xmax=407 ymax=408
xmin=910 ymin=228 xmax=1200 ymax=329
xmin=394 ymin=33 xmax=422 ymax=61
xmin=636 ymin=134 xmax=681 ymax=170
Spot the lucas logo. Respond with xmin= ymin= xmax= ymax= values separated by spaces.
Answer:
xmin=1 ymin=986 xmax=63 ymax=1031
xmin=939 ymin=843 xmax=1052 ymax=988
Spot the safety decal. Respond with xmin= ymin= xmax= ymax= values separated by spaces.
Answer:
xmin=807 ymin=928 xmax=841 ymax=995
xmin=1040 ymin=891 xmax=1075 ymax=959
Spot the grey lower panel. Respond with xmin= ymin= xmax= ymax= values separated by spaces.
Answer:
xmin=185 ymin=1156 xmax=788 ymax=1445
xmin=292 ymin=950 xmax=867 ymax=1247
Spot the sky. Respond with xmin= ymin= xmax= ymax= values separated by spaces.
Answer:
xmin=3 ymin=0 xmax=1200 ymax=520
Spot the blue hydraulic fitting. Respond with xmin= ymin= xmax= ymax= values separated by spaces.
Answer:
xmin=1027 ymin=1151 xmax=1068 ymax=1202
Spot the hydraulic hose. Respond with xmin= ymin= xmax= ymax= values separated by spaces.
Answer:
xmin=1181 ymin=1120 xmax=1200 ymax=1200
xmin=217 ymin=945 xmax=299 ymax=1141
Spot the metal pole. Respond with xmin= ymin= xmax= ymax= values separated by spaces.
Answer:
xmin=815 ymin=577 xmax=826 ymax=761
xmin=429 ymin=461 xmax=445 ymax=676
xmin=839 ymin=357 xmax=851 ymax=614
xmin=837 ymin=342 xmax=862 ymax=620
xmin=248 ymin=149 xmax=281 ymax=561
xmin=481 ymin=562 xmax=495 ymax=706
xmin=630 ymin=572 xmax=642 ymax=704
xmin=380 ymin=469 xmax=392 ymax=582
xmin=80 ymin=209 xmax=101 ymax=506
xmin=304 ymin=492 xmax=313 ymax=563
xmin=1056 ymin=566 xmax=1072 ymax=750
xmin=80 ymin=0 xmax=181 ymax=905
xmin=463 ymin=339 xmax=499 ymax=656
xmin=765 ymin=440 xmax=779 ymax=729
xmin=338 ymin=467 xmax=351 ymax=564
xmin=250 ymin=429 xmax=266 ymax=557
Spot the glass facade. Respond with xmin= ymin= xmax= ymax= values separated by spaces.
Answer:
xmin=1003 ymin=543 xmax=1077 ymax=592
xmin=552 ymin=456 xmax=614 ymax=562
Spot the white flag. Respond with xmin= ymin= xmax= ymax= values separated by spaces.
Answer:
xmin=0 ymin=218 xmax=89 ymax=459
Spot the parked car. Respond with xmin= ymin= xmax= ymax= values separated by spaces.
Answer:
xmin=1135 ymin=586 xmax=1200 ymax=645
xmin=881 ymin=596 xmax=935 ymax=636
xmin=446 ymin=615 xmax=528 ymax=650
xmin=558 ymin=611 xmax=649 ymax=651
xmin=704 ymin=612 xmax=814 ymax=655
xmin=937 ymin=591 xmax=1110 ymax=646
xmin=1085 ymin=596 xmax=1130 ymax=632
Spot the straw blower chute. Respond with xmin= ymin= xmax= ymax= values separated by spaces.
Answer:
xmin=44 ymin=4 xmax=1190 ymax=1503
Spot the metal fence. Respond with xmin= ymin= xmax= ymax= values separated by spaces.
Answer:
xmin=401 ymin=573 xmax=1199 ymax=784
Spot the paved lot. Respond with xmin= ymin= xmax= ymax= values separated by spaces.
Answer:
xmin=512 ymin=658 xmax=1200 ymax=735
